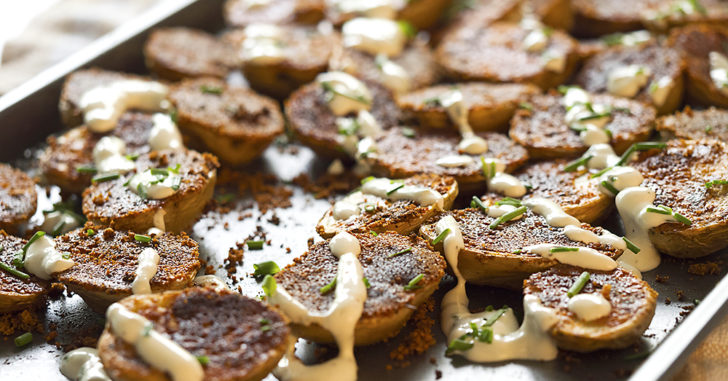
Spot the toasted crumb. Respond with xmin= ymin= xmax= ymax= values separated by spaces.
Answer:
xmin=389 ymin=299 xmax=436 ymax=367
xmin=292 ymin=171 xmax=361 ymax=200
xmin=688 ymin=262 xmax=722 ymax=276
xmin=655 ymin=274 xmax=670 ymax=283
xmin=217 ymin=169 xmax=293 ymax=213
xmin=0 ymin=309 xmax=43 ymax=336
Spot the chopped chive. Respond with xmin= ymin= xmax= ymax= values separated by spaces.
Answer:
xmin=518 ymin=102 xmax=533 ymax=111
xmin=567 ymin=271 xmax=590 ymax=297
xmin=76 ymin=165 xmax=97 ymax=174
xmin=401 ymin=127 xmax=416 ymax=138
xmin=125 ymin=153 xmax=139 ymax=161
xmin=513 ymin=249 xmax=522 ymax=254
xmin=388 ymin=247 xmax=412 ymax=258
xmin=623 ymin=237 xmax=641 ymax=254
xmin=403 ymin=274 xmax=424 ymax=291
xmin=423 ymin=96 xmax=441 ymax=107
xmin=168 ymin=164 xmax=181 ymax=174
xmin=615 ymin=142 xmax=667 ymax=167
xmin=705 ymin=125 xmax=713 ymax=133
xmin=0 ymin=262 xmax=30 ymax=280
xmin=673 ymin=212 xmax=692 ymax=226
xmin=694 ymin=299 xmax=702 ymax=305
xmin=550 ymin=247 xmax=579 ymax=253
xmin=590 ymin=166 xmax=612 ymax=179
xmin=646 ymin=205 xmax=671 ymax=215
xmin=600 ymin=180 xmax=619 ymax=195
xmin=136 ymin=183 xmax=147 ymax=199
xmin=397 ymin=20 xmax=417 ymax=39
xmin=363 ymin=277 xmax=371 ymax=288
xmin=320 ymin=278 xmax=337 ymax=295
xmin=259 ymin=318 xmax=270 ymax=325
xmin=169 ymin=109 xmax=178 ymax=124
xmin=478 ymin=327 xmax=494 ymax=343
xmin=91 ymin=173 xmax=120 ymax=183
xmin=370 ymin=230 xmax=378 ymax=236
xmin=22 ymin=231 xmax=46 ymax=256
xmin=134 ymin=234 xmax=151 ymax=243
xmin=563 ymin=155 xmax=593 ymax=172
xmin=150 ymin=168 xmax=169 ymax=176
xmin=196 ymin=355 xmax=209 ymax=366
xmin=200 ymin=85 xmax=223 ymax=95
xmin=568 ymin=124 xmax=586 ymax=133
xmin=12 ymin=251 xmax=24 ymax=269
xmin=14 ymin=332 xmax=33 ymax=347
xmin=51 ymin=221 xmax=66 ymax=236
xmin=361 ymin=176 xmax=375 ymax=184
xmin=246 ymin=240 xmax=265 ymax=250
xmin=141 ymin=323 xmax=153 ymax=337
xmin=387 ymin=183 xmax=405 ymax=195
xmin=579 ymin=111 xmax=612 ymax=121
xmin=495 ymin=197 xmax=522 ymax=207
xmin=321 ymin=82 xmax=371 ymax=105
xmin=706 ymin=180 xmax=728 ymax=188
xmin=170 ymin=176 xmax=181 ymax=191
xmin=488 ymin=206 xmax=527 ymax=229
xmin=484 ymin=307 xmax=508 ymax=326
xmin=432 ymin=229 xmax=450 ymax=245
xmin=253 ymin=261 xmax=280 ymax=279
xmin=62 ymin=252 xmax=70 ymax=259
xmin=362 ymin=203 xmax=376 ymax=213
xmin=557 ymin=85 xmax=572 ymax=95
xmin=446 ymin=338 xmax=474 ymax=354
xmin=470 ymin=196 xmax=488 ymax=211
xmin=262 ymin=275 xmax=276 ymax=297
xmin=604 ymin=128 xmax=613 ymax=139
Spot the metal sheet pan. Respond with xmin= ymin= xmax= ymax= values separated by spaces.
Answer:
xmin=1 ymin=1 xmax=728 ymax=380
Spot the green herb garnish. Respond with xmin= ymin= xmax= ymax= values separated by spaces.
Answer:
xmin=495 ymin=197 xmax=522 ymax=207
xmin=706 ymin=180 xmax=728 ymax=188
xmin=134 ymin=234 xmax=151 ymax=243
xmin=623 ymin=237 xmax=641 ymax=254
xmin=14 ymin=332 xmax=33 ymax=347
xmin=388 ymin=247 xmax=412 ymax=258
xmin=489 ymin=206 xmax=527 ymax=229
xmin=196 ymin=355 xmax=210 ymax=366
xmin=432 ymin=228 xmax=450 ymax=245
xmin=262 ymin=275 xmax=276 ymax=297
xmin=567 ymin=271 xmax=590 ymax=297
xmin=76 ymin=165 xmax=97 ymax=174
xmin=253 ymin=261 xmax=280 ymax=279
xmin=563 ymin=155 xmax=593 ymax=172
xmin=387 ymin=183 xmax=405 ymax=195
xmin=91 ymin=173 xmax=120 ymax=183
xmin=403 ymin=274 xmax=424 ymax=291
xmin=246 ymin=240 xmax=265 ymax=250
xmin=320 ymin=278 xmax=337 ymax=295
xmin=550 ymin=247 xmax=579 ymax=253
xmin=363 ymin=277 xmax=371 ymax=288
xmin=200 ymin=85 xmax=223 ymax=95
xmin=401 ymin=127 xmax=416 ymax=138
xmin=600 ymin=180 xmax=619 ymax=195
xmin=470 ymin=196 xmax=488 ymax=211
xmin=0 ymin=262 xmax=30 ymax=280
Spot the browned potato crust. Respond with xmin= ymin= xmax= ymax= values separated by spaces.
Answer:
xmin=144 ymin=28 xmax=237 ymax=81
xmin=98 ymin=288 xmax=289 ymax=381
xmin=436 ymin=22 xmax=579 ymax=90
xmin=420 ymin=208 xmax=623 ymax=288
xmin=223 ymin=0 xmax=324 ymax=27
xmin=668 ymin=24 xmax=728 ymax=108
xmin=642 ymin=0 xmax=728 ymax=32
xmin=40 ymin=112 xmax=155 ymax=194
xmin=530 ymin=0 xmax=574 ymax=31
xmin=509 ymin=92 xmax=656 ymax=159
xmin=273 ymin=232 xmax=445 ymax=345
xmin=571 ymin=0 xmax=653 ymax=37
xmin=574 ymin=43 xmax=685 ymax=115
xmin=54 ymin=225 xmax=200 ymax=312
xmin=632 ymin=139 xmax=728 ymax=258
xmin=367 ymin=128 xmax=529 ymax=192
xmin=657 ymin=107 xmax=728 ymax=141
xmin=524 ymin=265 xmax=657 ymax=352
xmin=317 ymin=174 xmax=458 ymax=238
xmin=398 ymin=82 xmax=541 ymax=131
xmin=0 ymin=231 xmax=47 ymax=313
xmin=168 ymin=78 xmax=284 ymax=166
xmin=0 ymin=164 xmax=37 ymax=233
xmin=82 ymin=149 xmax=219 ymax=233
xmin=397 ymin=0 xmax=453 ymax=30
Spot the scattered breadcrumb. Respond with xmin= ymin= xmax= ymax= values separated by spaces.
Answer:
xmin=292 ymin=171 xmax=361 ymax=199
xmin=389 ymin=299 xmax=436 ymax=367
xmin=216 ymin=168 xmax=292 ymax=213
xmin=688 ymin=261 xmax=722 ymax=276
xmin=0 ymin=309 xmax=43 ymax=336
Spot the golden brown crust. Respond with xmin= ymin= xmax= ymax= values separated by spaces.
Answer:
xmin=168 ymin=78 xmax=284 ymax=165
xmin=575 ymin=43 xmax=685 ymax=115
xmin=285 ymin=79 xmax=401 ymax=159
xmin=82 ymin=149 xmax=219 ymax=233
xmin=531 ymin=0 xmax=574 ymax=30
xmin=656 ymin=107 xmax=728 ymax=141
xmin=0 ymin=231 xmax=47 ymax=313
xmin=54 ymin=225 xmax=200 ymax=311
xmin=316 ymin=174 xmax=458 ymax=238
xmin=144 ymin=28 xmax=237 ymax=81
xmin=571 ymin=0 xmax=651 ymax=37
xmin=273 ymin=232 xmax=445 ymax=345
xmin=632 ymin=139 xmax=728 ymax=257
xmin=0 ymin=164 xmax=37 ymax=233
xmin=524 ymin=265 xmax=657 ymax=352
xmin=436 ymin=22 xmax=579 ymax=90
xmin=420 ymin=208 xmax=623 ymax=288
xmin=668 ymin=24 xmax=728 ymax=108
xmin=367 ymin=128 xmax=529 ymax=191
xmin=40 ymin=112 xmax=155 ymax=194
xmin=224 ymin=0 xmax=324 ymax=27
xmin=509 ymin=92 xmax=656 ymax=159
xmin=398 ymin=82 xmax=541 ymax=131
xmin=98 ymin=288 xmax=289 ymax=381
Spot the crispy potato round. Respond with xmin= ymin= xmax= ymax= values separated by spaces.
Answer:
xmin=273 ymin=232 xmax=445 ymax=345
xmin=98 ymin=288 xmax=289 ymax=381
xmin=168 ymin=78 xmax=284 ymax=166
xmin=143 ymin=27 xmax=237 ymax=81
xmin=656 ymin=107 xmax=728 ymax=141
xmin=419 ymin=208 xmax=623 ymax=288
xmin=531 ymin=0 xmax=574 ymax=30
xmin=0 ymin=231 xmax=47 ymax=313
xmin=524 ymin=265 xmax=657 ymax=352
xmin=82 ymin=149 xmax=219 ymax=233
xmin=223 ymin=0 xmax=324 ymax=27
xmin=54 ymin=225 xmax=200 ymax=312
xmin=0 ymin=164 xmax=37 ymax=233
xmin=571 ymin=0 xmax=651 ymax=37
xmin=509 ymin=92 xmax=656 ymax=159
xmin=632 ymin=139 xmax=728 ymax=258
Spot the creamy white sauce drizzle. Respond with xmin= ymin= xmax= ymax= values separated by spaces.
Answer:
xmin=92 ymin=136 xmax=135 ymax=175
xmin=520 ymin=18 xmax=550 ymax=53
xmin=542 ymin=49 xmax=566 ymax=73
xmin=596 ymin=166 xmax=644 ymax=195
xmin=240 ymin=23 xmax=286 ymax=65
xmin=360 ymin=177 xmax=444 ymax=209
xmin=523 ymin=197 xmax=579 ymax=227
xmin=482 ymin=158 xmax=527 ymax=198
xmin=41 ymin=211 xmax=80 ymax=236
xmin=336 ymin=110 xmax=383 ymax=156
xmin=80 ymin=80 xmax=169 ymax=133
xmin=375 ymin=55 xmax=410 ymax=94
xmin=193 ymin=275 xmax=230 ymax=291
xmin=60 ymin=347 xmax=111 ymax=381
xmin=607 ymin=65 xmax=651 ymax=98
xmin=327 ymin=159 xmax=345 ymax=175
xmin=342 ymin=18 xmax=406 ymax=57
xmin=568 ymin=293 xmax=611 ymax=321
xmin=436 ymin=155 xmax=475 ymax=168
xmin=272 ymin=232 xmax=366 ymax=381
xmin=561 ymin=87 xmax=612 ymax=147
xmin=613 ymin=30 xmax=652 ymax=47
xmin=584 ymin=144 xmax=621 ymax=169
xmin=317 ymin=72 xmax=373 ymax=116
xmin=331 ymin=0 xmax=403 ymax=19
xmin=106 ymin=303 xmax=203 ymax=381
xmin=648 ymin=76 xmax=674 ymax=107
xmin=709 ymin=51 xmax=728 ymax=94
xmin=524 ymin=243 xmax=618 ymax=271
xmin=128 ymin=169 xmax=181 ymax=200
xmin=438 ymin=90 xmax=488 ymax=155
xmin=149 ymin=113 xmax=183 ymax=151
xmin=243 ymin=0 xmax=271 ymax=9
xmin=131 ymin=247 xmax=160 ymax=295
xmin=24 ymin=235 xmax=74 ymax=280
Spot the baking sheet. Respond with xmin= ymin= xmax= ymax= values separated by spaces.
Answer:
xmin=1 ymin=1 xmax=728 ymax=380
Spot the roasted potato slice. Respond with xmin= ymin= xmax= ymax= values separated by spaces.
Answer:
xmin=0 ymin=164 xmax=37 ymax=233
xmin=82 ymin=149 xmax=219 ymax=233
xmin=54 ymin=224 xmax=200 ymax=312
xmin=223 ymin=0 xmax=324 ymax=27
xmin=0 ymin=231 xmax=47 ymax=313
xmin=420 ymin=208 xmax=623 ymax=288
xmin=656 ymin=107 xmax=728 ymax=141
xmin=571 ymin=0 xmax=652 ymax=37
xmin=168 ymin=78 xmax=284 ymax=166
xmin=317 ymin=174 xmax=458 ymax=238
xmin=530 ymin=0 xmax=574 ymax=31
xmin=273 ymin=232 xmax=445 ymax=345
xmin=98 ymin=288 xmax=289 ymax=381
xmin=524 ymin=265 xmax=657 ymax=352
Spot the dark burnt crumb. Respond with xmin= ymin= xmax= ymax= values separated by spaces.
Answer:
xmin=62 ymin=335 xmax=98 ymax=352
xmin=386 ymin=364 xmax=393 ymax=371
xmin=665 ymin=297 xmax=672 ymax=305
xmin=679 ymin=305 xmax=695 ymax=317
xmin=48 ymin=282 xmax=66 ymax=299
xmin=225 ymin=246 xmax=244 ymax=276
xmin=655 ymin=274 xmax=670 ymax=283
xmin=0 ymin=309 xmax=43 ymax=336
xmin=435 ymin=369 xmax=443 ymax=379
xmin=205 ymin=264 xmax=215 ymax=275
xmin=614 ymin=368 xmax=634 ymax=378
xmin=269 ymin=213 xmax=281 ymax=225
xmin=224 ymin=222 xmax=230 ymax=230
xmin=292 ymin=171 xmax=361 ymax=200
xmin=562 ymin=352 xmax=582 ymax=364
xmin=676 ymin=290 xmax=685 ymax=301
xmin=216 ymin=168 xmax=292 ymax=213
xmin=286 ymin=247 xmax=292 ymax=253
xmin=307 ymin=237 xmax=314 ymax=247
xmin=688 ymin=261 xmax=723 ymax=276
xmin=389 ymin=299 xmax=436 ymax=367
xmin=429 ymin=357 xmax=437 ymax=365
